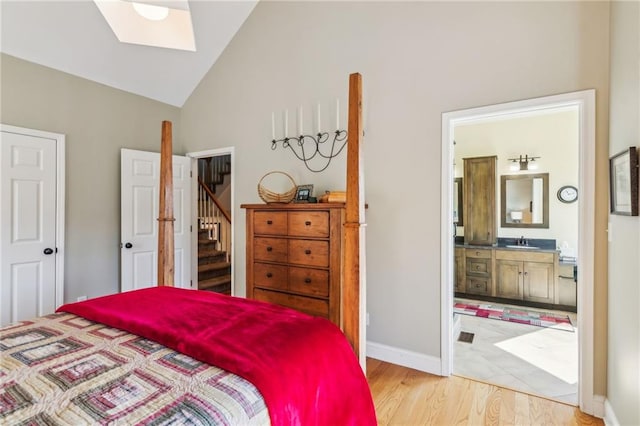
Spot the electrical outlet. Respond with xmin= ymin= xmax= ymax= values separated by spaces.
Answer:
xmin=77 ymin=296 xmax=87 ymax=302
xmin=366 ymin=312 xmax=370 ymax=326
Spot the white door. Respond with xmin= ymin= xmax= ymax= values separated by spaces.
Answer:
xmin=121 ymin=149 xmax=191 ymax=291
xmin=1 ymin=126 xmax=64 ymax=326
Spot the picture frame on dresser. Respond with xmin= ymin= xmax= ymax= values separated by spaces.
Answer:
xmin=609 ymin=146 xmax=638 ymax=216
xmin=294 ymin=184 xmax=314 ymax=203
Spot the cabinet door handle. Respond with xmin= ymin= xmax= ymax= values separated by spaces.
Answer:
xmin=305 ymin=221 xmax=312 ymax=226
xmin=266 ymin=272 xmax=273 ymax=278
xmin=304 ymin=278 xmax=311 ymax=283
xmin=266 ymin=246 xmax=273 ymax=252
xmin=267 ymin=220 xmax=273 ymax=225
xmin=524 ymin=271 xmax=528 ymax=275
xmin=305 ymin=249 xmax=311 ymax=255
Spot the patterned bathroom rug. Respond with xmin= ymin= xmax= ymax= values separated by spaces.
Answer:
xmin=454 ymin=302 xmax=574 ymax=332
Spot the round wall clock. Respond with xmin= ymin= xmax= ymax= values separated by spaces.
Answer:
xmin=557 ymin=185 xmax=578 ymax=203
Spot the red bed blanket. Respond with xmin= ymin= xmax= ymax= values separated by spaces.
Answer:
xmin=57 ymin=287 xmax=376 ymax=426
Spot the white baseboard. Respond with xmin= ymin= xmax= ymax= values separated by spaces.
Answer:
xmin=592 ymin=394 xmax=605 ymax=419
xmin=603 ymin=398 xmax=620 ymax=426
xmin=366 ymin=341 xmax=442 ymax=375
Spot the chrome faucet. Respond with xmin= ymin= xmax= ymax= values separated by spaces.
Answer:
xmin=517 ymin=236 xmax=528 ymax=246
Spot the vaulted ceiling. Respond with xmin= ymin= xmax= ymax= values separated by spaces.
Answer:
xmin=0 ymin=1 xmax=258 ymax=106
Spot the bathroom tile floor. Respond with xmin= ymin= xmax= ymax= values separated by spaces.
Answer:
xmin=453 ymin=299 xmax=578 ymax=405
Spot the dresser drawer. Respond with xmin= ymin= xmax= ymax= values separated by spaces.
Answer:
xmin=466 ymin=276 xmax=491 ymax=295
xmin=254 ymin=237 xmax=287 ymax=262
xmin=253 ymin=288 xmax=330 ymax=318
xmin=288 ymin=211 xmax=329 ymax=238
xmin=466 ymin=248 xmax=492 ymax=259
xmin=466 ymin=257 xmax=491 ymax=277
xmin=253 ymin=263 xmax=288 ymax=290
xmin=254 ymin=211 xmax=287 ymax=235
xmin=288 ymin=267 xmax=329 ymax=297
xmin=288 ymin=240 xmax=329 ymax=267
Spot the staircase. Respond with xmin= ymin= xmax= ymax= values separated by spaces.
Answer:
xmin=198 ymin=228 xmax=231 ymax=295
xmin=197 ymin=155 xmax=232 ymax=295
xmin=199 ymin=155 xmax=231 ymax=194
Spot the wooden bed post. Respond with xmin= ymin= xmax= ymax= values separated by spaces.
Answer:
xmin=158 ymin=120 xmax=175 ymax=286
xmin=344 ymin=73 xmax=364 ymax=363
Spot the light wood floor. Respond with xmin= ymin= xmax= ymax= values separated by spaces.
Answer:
xmin=366 ymin=358 xmax=604 ymax=425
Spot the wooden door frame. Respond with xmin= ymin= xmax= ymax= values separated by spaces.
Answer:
xmin=0 ymin=124 xmax=66 ymax=308
xmin=440 ymin=90 xmax=597 ymax=415
xmin=186 ymin=147 xmax=235 ymax=295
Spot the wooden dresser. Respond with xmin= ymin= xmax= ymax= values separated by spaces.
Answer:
xmin=241 ymin=203 xmax=345 ymax=327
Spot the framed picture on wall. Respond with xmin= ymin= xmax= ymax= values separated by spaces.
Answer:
xmin=609 ymin=146 xmax=638 ymax=216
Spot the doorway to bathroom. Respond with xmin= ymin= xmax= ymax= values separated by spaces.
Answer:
xmin=441 ymin=90 xmax=596 ymax=412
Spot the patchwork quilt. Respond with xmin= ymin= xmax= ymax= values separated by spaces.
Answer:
xmin=0 ymin=312 xmax=270 ymax=425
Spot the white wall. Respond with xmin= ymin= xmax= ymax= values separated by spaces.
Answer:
xmin=454 ymin=109 xmax=579 ymax=251
xmin=607 ymin=1 xmax=640 ymax=424
xmin=0 ymin=53 xmax=182 ymax=302
xmin=180 ymin=0 xmax=610 ymax=393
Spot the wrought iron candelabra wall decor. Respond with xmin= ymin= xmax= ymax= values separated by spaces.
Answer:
xmin=271 ymin=130 xmax=348 ymax=173
xmin=270 ymin=102 xmax=348 ymax=173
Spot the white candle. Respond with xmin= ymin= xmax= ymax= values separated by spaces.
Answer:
xmin=298 ymin=106 xmax=303 ymax=135
xmin=335 ymin=98 xmax=340 ymax=130
xmin=316 ymin=103 xmax=321 ymax=133
xmin=283 ymin=109 xmax=288 ymax=137
xmin=271 ymin=112 xmax=275 ymax=140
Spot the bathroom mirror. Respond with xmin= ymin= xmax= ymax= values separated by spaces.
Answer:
xmin=454 ymin=177 xmax=463 ymax=226
xmin=500 ymin=173 xmax=549 ymax=228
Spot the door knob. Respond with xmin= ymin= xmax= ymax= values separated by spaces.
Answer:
xmin=43 ymin=248 xmax=54 ymax=255
xmin=124 ymin=242 xmax=133 ymax=249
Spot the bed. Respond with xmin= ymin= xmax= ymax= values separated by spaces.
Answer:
xmin=0 ymin=73 xmax=373 ymax=425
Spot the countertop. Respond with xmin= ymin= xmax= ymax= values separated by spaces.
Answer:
xmin=454 ymin=237 xmax=559 ymax=253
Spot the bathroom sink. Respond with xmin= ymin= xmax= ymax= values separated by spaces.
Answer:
xmin=505 ymin=245 xmax=540 ymax=249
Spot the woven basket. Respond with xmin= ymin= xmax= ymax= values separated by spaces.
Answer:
xmin=258 ymin=171 xmax=297 ymax=203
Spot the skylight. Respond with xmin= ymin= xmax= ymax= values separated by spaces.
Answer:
xmin=94 ymin=0 xmax=196 ymax=51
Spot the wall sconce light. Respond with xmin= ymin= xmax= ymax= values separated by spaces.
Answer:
xmin=508 ymin=155 xmax=540 ymax=171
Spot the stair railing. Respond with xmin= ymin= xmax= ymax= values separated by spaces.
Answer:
xmin=198 ymin=177 xmax=231 ymax=261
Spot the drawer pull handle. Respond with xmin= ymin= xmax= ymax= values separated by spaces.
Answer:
xmin=266 ymin=246 xmax=273 ymax=252
xmin=305 ymin=249 xmax=311 ymax=255
xmin=266 ymin=272 xmax=273 ymax=278
xmin=267 ymin=220 xmax=273 ymax=225
xmin=475 ymin=266 xmax=480 ymax=270
xmin=476 ymin=251 xmax=481 ymax=256
xmin=305 ymin=221 xmax=311 ymax=226
xmin=304 ymin=278 xmax=311 ymax=283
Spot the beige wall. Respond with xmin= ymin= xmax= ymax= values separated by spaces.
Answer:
xmin=0 ymin=53 xmax=182 ymax=302
xmin=180 ymin=1 xmax=610 ymax=394
xmin=455 ymin=110 xmax=579 ymax=250
xmin=607 ymin=1 xmax=639 ymax=424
